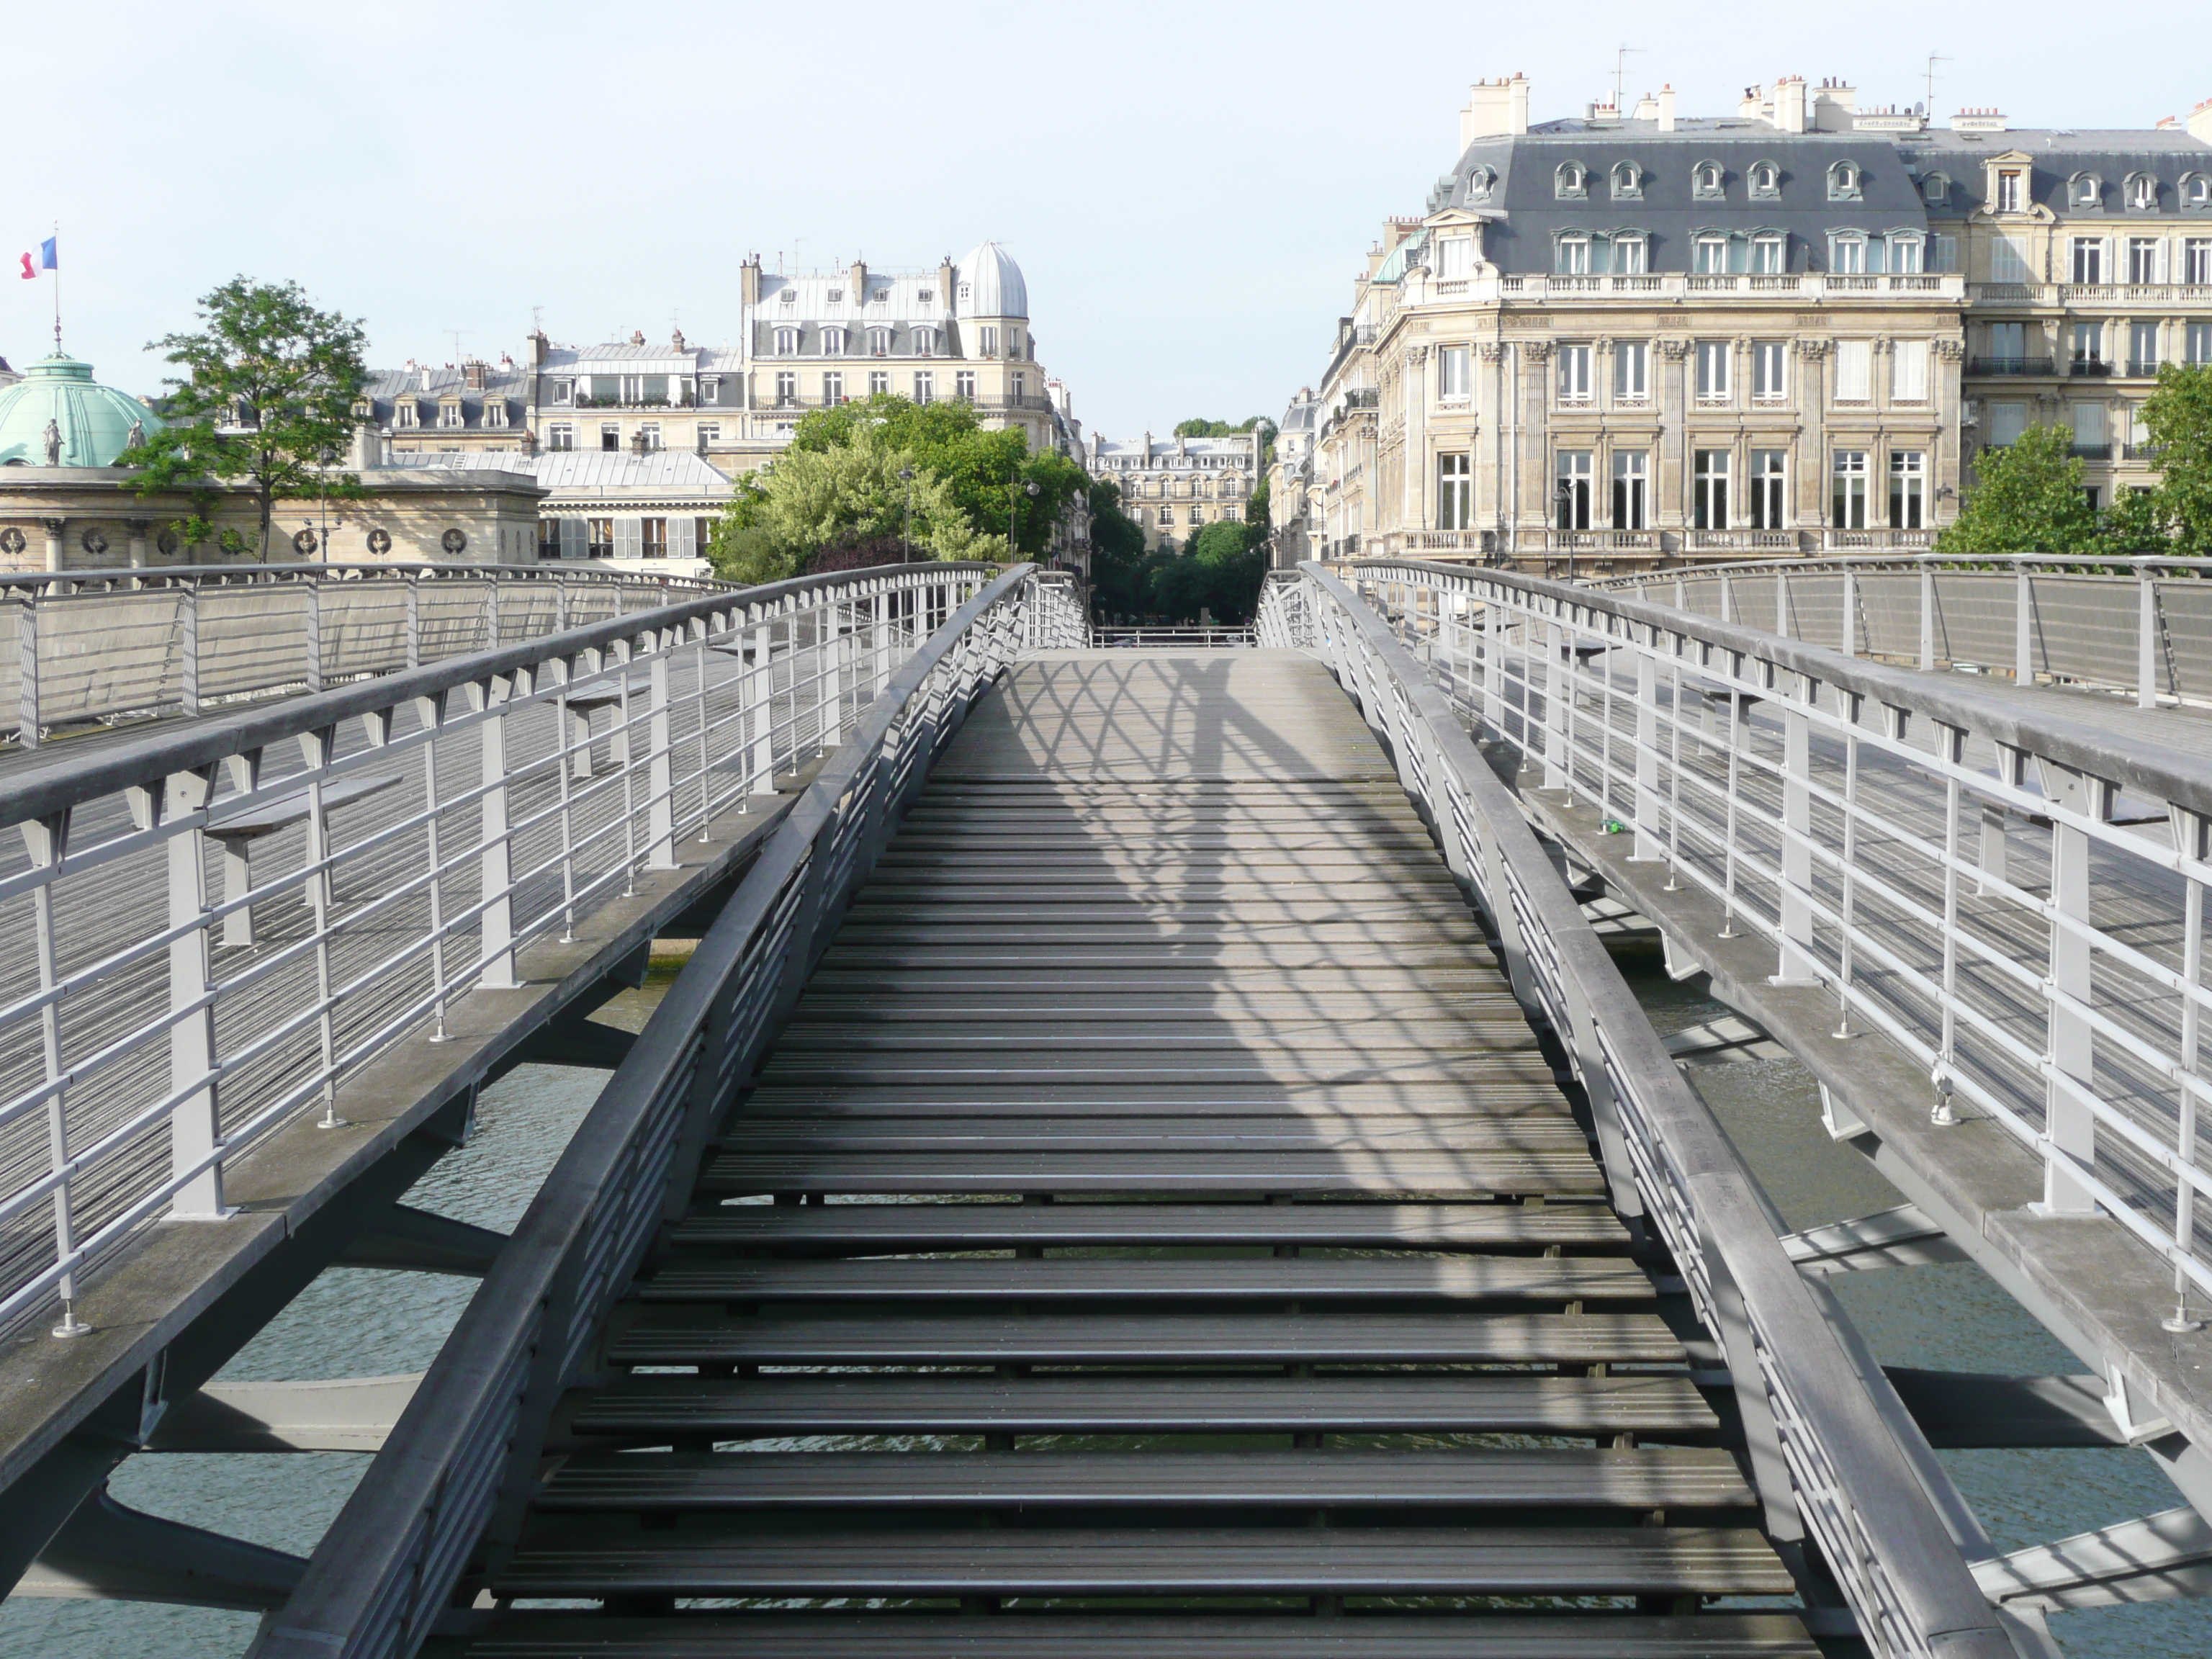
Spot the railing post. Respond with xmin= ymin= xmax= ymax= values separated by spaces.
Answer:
xmin=1840 ymin=567 xmax=1857 ymax=657
xmin=647 ymin=640 xmax=675 ymax=869
xmin=406 ymin=573 xmax=422 ymax=669
xmin=2041 ymin=763 xmax=2100 ymax=1214
xmin=750 ymin=608 xmax=775 ymax=795
xmin=163 ymin=767 xmax=228 ymax=1218
xmin=1632 ymin=646 xmax=1661 ymax=860
xmin=1542 ymin=619 xmax=1569 ymax=791
xmin=1774 ymin=678 xmax=1820 ymax=984
xmin=475 ymin=676 xmax=516 ymax=990
xmin=16 ymin=590 xmax=37 ymax=749
xmin=1919 ymin=557 xmax=1936 ymax=670
xmin=821 ymin=599 xmax=844 ymax=750
xmin=1773 ymin=567 xmax=1790 ymax=639
xmin=305 ymin=579 xmax=324 ymax=693
xmin=2139 ymin=565 xmax=2159 ymax=710
xmin=2015 ymin=560 xmax=2033 ymax=685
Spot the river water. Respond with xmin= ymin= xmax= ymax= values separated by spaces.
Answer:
xmin=2 ymin=963 xmax=2207 ymax=1656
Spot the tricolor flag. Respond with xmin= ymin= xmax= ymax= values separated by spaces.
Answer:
xmin=19 ymin=237 xmax=55 ymax=280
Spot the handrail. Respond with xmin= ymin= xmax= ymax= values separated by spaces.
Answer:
xmin=1263 ymin=563 xmax=2015 ymax=1659
xmin=248 ymin=565 xmax=1076 ymax=1658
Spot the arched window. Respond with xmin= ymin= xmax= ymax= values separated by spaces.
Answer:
xmin=1611 ymin=161 xmax=1642 ymax=199
xmin=912 ymin=327 xmax=937 ymax=358
xmin=1693 ymin=161 xmax=1724 ymax=199
xmin=1922 ymin=172 xmax=1950 ymax=205
xmin=1466 ymin=164 xmax=1498 ymax=200
xmin=2185 ymin=173 xmax=2211 ymax=209
xmin=773 ymin=328 xmax=799 ymax=356
xmin=1750 ymin=161 xmax=1780 ymax=198
xmin=868 ymin=328 xmax=894 ymax=356
xmin=2070 ymin=172 xmax=2103 ymax=207
xmin=2126 ymin=172 xmax=2159 ymax=210
xmin=1827 ymin=160 xmax=1861 ymax=202
xmin=820 ymin=328 xmax=846 ymax=357
xmin=1555 ymin=161 xmax=1587 ymax=199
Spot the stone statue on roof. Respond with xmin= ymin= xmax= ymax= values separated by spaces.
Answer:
xmin=42 ymin=418 xmax=60 ymax=466
xmin=125 ymin=418 xmax=145 ymax=453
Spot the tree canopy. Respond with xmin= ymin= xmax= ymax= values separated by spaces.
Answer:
xmin=1087 ymin=482 xmax=1269 ymax=626
xmin=118 ymin=277 xmax=368 ymax=560
xmin=1173 ymin=414 xmax=1278 ymax=464
xmin=1937 ymin=425 xmax=2100 ymax=556
xmin=2138 ymin=363 xmax=2212 ymax=554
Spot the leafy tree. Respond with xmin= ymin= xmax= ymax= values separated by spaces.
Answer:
xmin=1937 ymin=425 xmax=2099 ymax=556
xmin=118 ymin=277 xmax=368 ymax=560
xmin=1085 ymin=478 xmax=1152 ymax=619
xmin=707 ymin=422 xmax=994 ymax=585
xmin=2139 ymin=363 xmax=2212 ymax=554
xmin=1173 ymin=414 xmax=1279 ymax=464
xmin=2096 ymin=486 xmax=2172 ymax=556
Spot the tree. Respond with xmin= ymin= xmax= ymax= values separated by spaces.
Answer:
xmin=1174 ymin=414 xmax=1279 ymax=464
xmin=1937 ymin=425 xmax=2099 ymax=556
xmin=706 ymin=422 xmax=995 ymax=585
xmin=2096 ymin=485 xmax=2172 ymax=556
xmin=1085 ymin=478 xmax=1152 ymax=619
xmin=2139 ymin=363 xmax=2212 ymax=554
xmin=118 ymin=278 xmax=368 ymax=560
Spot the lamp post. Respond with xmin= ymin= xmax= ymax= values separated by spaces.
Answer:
xmin=899 ymin=466 xmax=914 ymax=562
xmin=1009 ymin=477 xmax=1039 ymax=559
xmin=1554 ymin=478 xmax=1576 ymax=583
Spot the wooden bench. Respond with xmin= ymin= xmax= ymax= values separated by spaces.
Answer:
xmin=205 ymin=772 xmax=403 ymax=948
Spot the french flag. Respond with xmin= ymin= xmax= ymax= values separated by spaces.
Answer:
xmin=19 ymin=236 xmax=54 ymax=280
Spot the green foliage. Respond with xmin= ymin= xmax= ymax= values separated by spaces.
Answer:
xmin=1087 ymin=487 xmax=1269 ymax=626
xmin=1244 ymin=475 xmax=1271 ymax=531
xmin=118 ymin=276 xmax=368 ymax=559
xmin=1172 ymin=414 xmax=1279 ymax=464
xmin=2139 ymin=364 xmax=2212 ymax=554
xmin=706 ymin=421 xmax=997 ymax=585
xmin=1937 ymin=426 xmax=2099 ymax=556
xmin=2096 ymin=487 xmax=2172 ymax=556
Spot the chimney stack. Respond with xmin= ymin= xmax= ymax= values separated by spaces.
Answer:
xmin=464 ymin=359 xmax=487 ymax=392
xmin=1658 ymin=84 xmax=1677 ymax=132
xmin=1459 ymin=73 xmax=1530 ymax=145
xmin=850 ymin=257 xmax=868 ymax=300
xmin=1773 ymin=76 xmax=1807 ymax=133
xmin=2190 ymin=96 xmax=2212 ymax=144
xmin=740 ymin=255 xmax=761 ymax=309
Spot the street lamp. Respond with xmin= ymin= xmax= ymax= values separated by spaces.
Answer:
xmin=1554 ymin=478 xmax=1576 ymax=584
xmin=1009 ymin=477 xmax=1040 ymax=557
xmin=899 ymin=466 xmax=914 ymax=562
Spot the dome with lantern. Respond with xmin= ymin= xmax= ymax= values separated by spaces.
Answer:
xmin=0 ymin=349 xmax=165 ymax=467
xmin=952 ymin=241 xmax=1028 ymax=319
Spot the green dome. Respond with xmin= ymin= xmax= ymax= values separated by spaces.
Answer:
xmin=0 ymin=349 xmax=165 ymax=467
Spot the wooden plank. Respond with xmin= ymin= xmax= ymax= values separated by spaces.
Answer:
xmin=698 ymin=1150 xmax=1606 ymax=1196
xmin=712 ymin=1116 xmax=1593 ymax=1152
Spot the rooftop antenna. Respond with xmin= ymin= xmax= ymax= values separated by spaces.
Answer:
xmin=1613 ymin=46 xmax=1642 ymax=114
xmin=449 ymin=330 xmax=464 ymax=367
xmin=1925 ymin=55 xmax=1951 ymax=117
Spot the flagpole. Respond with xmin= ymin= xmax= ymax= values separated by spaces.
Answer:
xmin=50 ymin=220 xmax=60 ymax=350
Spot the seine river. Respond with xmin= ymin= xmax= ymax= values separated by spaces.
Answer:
xmin=2 ymin=963 xmax=2206 ymax=1656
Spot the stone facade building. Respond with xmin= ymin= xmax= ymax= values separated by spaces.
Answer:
xmin=1086 ymin=429 xmax=1262 ymax=551
xmin=1303 ymin=73 xmax=2212 ymax=571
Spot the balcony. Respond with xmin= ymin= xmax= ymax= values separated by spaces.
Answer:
xmin=1342 ymin=388 xmax=1380 ymax=410
xmin=2069 ymin=359 xmax=2113 ymax=377
xmin=1969 ymin=282 xmax=2212 ymax=308
xmin=2125 ymin=360 xmax=2161 ymax=378
xmin=2071 ymin=443 xmax=2113 ymax=460
xmin=1967 ymin=356 xmax=2055 ymax=376
xmin=2124 ymin=444 xmax=2166 ymax=461
xmin=1470 ymin=272 xmax=1963 ymax=304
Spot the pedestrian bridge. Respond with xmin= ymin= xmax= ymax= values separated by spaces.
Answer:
xmin=4 ymin=557 xmax=2211 ymax=1657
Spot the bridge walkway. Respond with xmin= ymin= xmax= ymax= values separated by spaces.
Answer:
xmin=449 ymin=651 xmax=1817 ymax=1656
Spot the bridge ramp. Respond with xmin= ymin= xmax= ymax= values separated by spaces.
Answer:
xmin=464 ymin=650 xmax=1816 ymax=1654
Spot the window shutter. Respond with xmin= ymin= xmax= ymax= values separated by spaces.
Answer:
xmin=615 ymin=518 xmax=642 ymax=559
xmin=559 ymin=518 xmax=585 ymax=558
xmin=671 ymin=516 xmax=697 ymax=558
xmin=1893 ymin=341 xmax=1929 ymax=401
xmin=1835 ymin=341 xmax=1872 ymax=400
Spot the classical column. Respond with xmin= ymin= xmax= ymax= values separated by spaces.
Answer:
xmin=1657 ymin=338 xmax=1692 ymax=536
xmin=1519 ymin=341 xmax=1552 ymax=557
xmin=1794 ymin=340 xmax=1831 ymax=531
xmin=127 ymin=519 xmax=150 ymax=569
xmin=40 ymin=517 xmax=66 ymax=573
xmin=1403 ymin=343 xmax=1430 ymax=532
xmin=1478 ymin=343 xmax=1507 ymax=548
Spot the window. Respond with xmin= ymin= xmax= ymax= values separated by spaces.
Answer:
xmin=1009 ymin=328 xmax=1024 ymax=358
xmin=1556 ymin=235 xmax=1591 ymax=274
xmin=1923 ymin=172 xmax=1950 ymax=204
xmin=775 ymin=371 xmax=797 ymax=406
xmin=2189 ymin=174 xmax=2212 ymax=210
xmin=2128 ymin=174 xmax=2158 ymax=210
xmin=1438 ymin=236 xmax=1473 ymax=278
xmin=1888 ymin=234 xmax=1923 ymax=273
xmin=548 ymin=423 xmax=574 ymax=451
xmin=2126 ymin=238 xmax=2159 ymax=284
xmin=2071 ymin=173 xmax=2103 ymax=209
xmin=980 ymin=325 xmax=999 ymax=356
xmin=773 ymin=328 xmax=798 ymax=356
xmin=1893 ymin=338 xmax=1930 ymax=401
xmin=637 ymin=422 xmax=661 ymax=451
xmin=2188 ymin=240 xmax=2212 ymax=285
xmin=1437 ymin=454 xmax=1472 ymax=529
xmin=2191 ymin=323 xmax=2212 ymax=365
xmin=1611 ymin=161 xmax=1642 ymax=199
xmin=821 ymin=328 xmax=845 ymax=356
xmin=1694 ymin=450 xmax=1730 ymax=529
xmin=1889 ymin=451 xmax=1925 ymax=529
xmin=1995 ymin=169 xmax=2025 ymax=213
xmin=1750 ymin=161 xmax=1780 ymax=198
xmin=2073 ymin=320 xmax=2104 ymax=366
xmin=1612 ymin=341 xmax=1648 ymax=401
xmin=1835 ymin=340 xmax=1872 ymax=401
xmin=1828 ymin=234 xmax=1866 ymax=274
xmin=1555 ymin=451 xmax=1592 ymax=530
xmin=1991 ymin=235 xmax=2031 ymax=283
xmin=2072 ymin=401 xmax=2108 ymax=452
xmin=1694 ymin=235 xmax=1731 ymax=274
xmin=913 ymin=328 xmax=936 ymax=358
xmin=867 ymin=328 xmax=893 ymax=356
xmin=552 ymin=379 xmax=574 ymax=405
xmin=869 ymin=369 xmax=891 ymax=395
xmin=1439 ymin=346 xmax=1470 ymax=400
xmin=1011 ymin=371 xmax=1025 ymax=398
xmin=822 ymin=372 xmax=843 ymax=405
xmin=1612 ymin=235 xmax=1647 ymax=274
xmin=1555 ymin=161 xmax=1587 ymax=199
xmin=701 ymin=377 xmax=720 ymax=403
xmin=587 ymin=518 xmax=614 ymax=558
xmin=1751 ymin=450 xmax=1788 ymax=528
xmin=913 ymin=371 xmax=934 ymax=403
xmin=1931 ymin=234 xmax=1959 ymax=272
xmin=2072 ymin=238 xmax=2105 ymax=284
xmin=1557 ymin=345 xmax=1592 ymax=403
xmin=641 ymin=518 xmax=667 ymax=557
xmin=1832 ymin=451 xmax=1869 ymax=529
xmin=1466 ymin=165 xmax=1499 ymax=201
xmin=485 ymin=399 xmax=508 ymax=430
xmin=1751 ymin=235 xmax=1786 ymax=274
xmin=1694 ymin=161 xmax=1724 ymax=199
xmin=1754 ymin=341 xmax=1788 ymax=400
xmin=696 ymin=423 xmax=721 ymax=449
xmin=393 ymin=400 xmax=418 ymax=429
xmin=1159 ymin=505 xmax=1174 ymax=526
xmin=437 ymin=401 xmax=462 ymax=429
xmin=590 ymin=375 xmax=621 ymax=404
xmin=2131 ymin=320 xmax=2160 ymax=374
xmin=1828 ymin=161 xmax=1861 ymax=202
xmin=1188 ymin=508 xmax=1205 ymax=527
xmin=955 ymin=369 xmax=976 ymax=400
xmin=1987 ymin=403 xmax=2028 ymax=446
xmin=1696 ymin=341 xmax=1732 ymax=400
xmin=599 ymin=422 xmax=620 ymax=451
xmin=1611 ymin=451 xmax=1649 ymax=530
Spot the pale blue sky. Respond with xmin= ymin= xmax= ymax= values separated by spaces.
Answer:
xmin=4 ymin=0 xmax=2201 ymax=439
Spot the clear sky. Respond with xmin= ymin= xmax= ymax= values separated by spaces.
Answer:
xmin=4 ymin=0 xmax=2203 ymax=440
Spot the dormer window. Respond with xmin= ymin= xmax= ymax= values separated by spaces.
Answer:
xmin=1827 ymin=232 xmax=1869 ymax=274
xmin=822 ymin=328 xmax=847 ymax=356
xmin=393 ymin=400 xmax=418 ymax=430
xmin=485 ymin=399 xmax=508 ymax=430
xmin=1555 ymin=161 xmax=1587 ymax=200
xmin=1611 ymin=161 xmax=1642 ymax=200
xmin=552 ymin=379 xmax=572 ymax=405
xmin=1555 ymin=233 xmax=1591 ymax=274
xmin=2126 ymin=173 xmax=2158 ymax=210
xmin=773 ymin=328 xmax=799 ymax=356
xmin=1465 ymin=164 xmax=1498 ymax=201
xmin=913 ymin=326 xmax=937 ymax=358
xmin=1750 ymin=161 xmax=1780 ymax=198
xmin=1827 ymin=160 xmax=1862 ymax=202
xmin=1995 ymin=168 xmax=2024 ymax=212
xmin=868 ymin=328 xmax=894 ymax=356
xmin=1922 ymin=172 xmax=1950 ymax=205
xmin=827 ymin=288 xmax=844 ymax=303
xmin=917 ymin=287 xmax=933 ymax=303
xmin=2070 ymin=172 xmax=2103 ymax=209
xmin=2185 ymin=173 xmax=2211 ymax=210
xmin=701 ymin=376 xmax=720 ymax=401
xmin=438 ymin=401 xmax=463 ymax=430
xmin=1693 ymin=161 xmax=1724 ymax=199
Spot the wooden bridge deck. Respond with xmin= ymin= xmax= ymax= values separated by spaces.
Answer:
xmin=446 ymin=651 xmax=1817 ymax=1655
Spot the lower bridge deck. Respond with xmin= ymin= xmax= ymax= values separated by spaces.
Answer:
xmin=435 ymin=651 xmax=1818 ymax=1656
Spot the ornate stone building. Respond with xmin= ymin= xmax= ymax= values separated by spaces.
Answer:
xmin=1308 ymin=73 xmax=2212 ymax=570
xmin=1085 ymin=429 xmax=1262 ymax=551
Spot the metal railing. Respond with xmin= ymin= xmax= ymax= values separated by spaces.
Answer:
xmin=1091 ymin=625 xmax=1256 ymax=648
xmin=0 ymin=562 xmax=1073 ymax=1342
xmin=2 ymin=562 xmax=723 ymax=745
xmin=1583 ymin=552 xmax=2212 ymax=709
xmin=1344 ymin=553 xmax=2212 ymax=1336
xmin=251 ymin=564 xmax=1082 ymax=1659
xmin=1262 ymin=565 xmax=2013 ymax=1659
